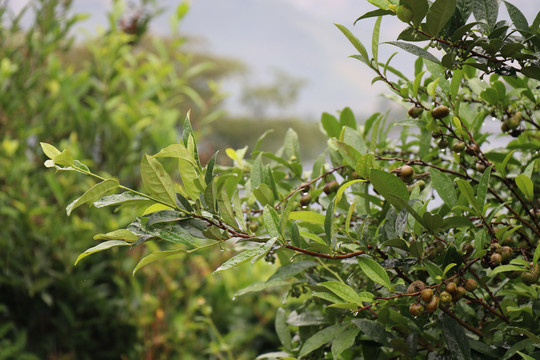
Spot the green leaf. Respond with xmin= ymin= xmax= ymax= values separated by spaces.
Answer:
xmin=283 ymin=128 xmax=300 ymax=162
xmin=263 ymin=205 xmax=282 ymax=238
xmin=268 ymin=261 xmax=317 ymax=281
xmin=515 ymin=174 xmax=534 ymax=201
xmin=251 ymin=237 xmax=279 ymax=265
xmin=352 ymin=319 xmax=392 ymax=345
xmin=431 ymin=169 xmax=457 ymax=208
xmin=93 ymin=229 xmax=138 ymax=242
xmin=66 ymin=179 xmax=119 ymax=216
xmin=298 ymin=324 xmax=343 ymax=358
xmin=441 ymin=314 xmax=471 ymax=360
xmin=456 ymin=179 xmax=480 ymax=213
xmin=204 ymin=150 xmax=219 ymax=185
xmin=504 ymin=1 xmax=529 ymax=31
xmin=254 ymin=183 xmax=275 ymax=206
xmin=331 ymin=324 xmax=360 ymax=358
xmin=75 ymin=240 xmax=129 ymax=266
xmin=318 ymin=281 xmax=372 ymax=305
xmin=426 ymin=0 xmax=456 ymax=36
xmin=153 ymin=143 xmax=193 ymax=163
xmin=339 ymin=107 xmax=357 ymax=129
xmin=472 ymin=0 xmax=500 ymax=33
xmin=233 ymin=280 xmax=290 ymax=298
xmin=357 ymin=256 xmax=391 ymax=289
xmin=489 ymin=264 xmax=525 ymax=276
xmin=289 ymin=211 xmax=326 ymax=225
xmin=213 ymin=246 xmax=261 ymax=274
xmin=133 ymin=249 xmax=187 ymax=275
xmin=335 ymin=179 xmax=365 ymax=208
xmin=516 ymin=351 xmax=535 ymax=360
xmin=141 ymin=154 xmax=176 ymax=207
xmin=424 ymin=260 xmax=444 ymax=281
xmin=477 ymin=165 xmax=492 ymax=209
xmin=533 ymin=242 xmax=540 ymax=265
xmin=335 ymin=24 xmax=370 ymax=63
xmin=370 ymin=169 xmax=409 ymax=207
xmin=324 ymin=202 xmax=335 ymax=246
xmin=385 ymin=41 xmax=440 ymax=64
xmin=372 ymin=16 xmax=382 ymax=66
xmin=275 ymin=308 xmax=292 ymax=350
xmin=354 ymin=9 xmax=394 ymax=23
xmin=401 ymin=0 xmax=429 ymax=27
xmin=321 ymin=112 xmax=341 ymax=138
xmin=94 ymin=191 xmax=151 ymax=208
xmin=40 ymin=142 xmax=61 ymax=159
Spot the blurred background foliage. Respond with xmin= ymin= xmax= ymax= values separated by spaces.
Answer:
xmin=0 ymin=0 xmax=323 ymax=358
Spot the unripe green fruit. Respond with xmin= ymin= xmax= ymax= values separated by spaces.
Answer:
xmin=248 ymin=222 xmax=258 ymax=232
xmin=409 ymin=302 xmax=424 ymax=316
xmin=464 ymin=278 xmax=477 ymax=292
xmin=452 ymin=141 xmax=466 ymax=153
xmin=500 ymin=246 xmax=513 ymax=263
xmin=521 ymin=271 xmax=539 ymax=285
xmin=396 ymin=5 xmax=413 ymax=23
xmin=439 ymin=291 xmax=452 ymax=304
xmin=299 ymin=193 xmax=312 ymax=207
xmin=420 ymin=288 xmax=433 ymax=303
xmin=437 ymin=138 xmax=449 ymax=149
xmin=323 ymin=180 xmax=339 ymax=195
xmin=425 ymin=295 xmax=440 ymax=313
xmin=475 ymin=162 xmax=486 ymax=172
xmin=350 ymin=170 xmax=360 ymax=179
xmin=504 ymin=114 xmax=521 ymax=130
xmin=501 ymin=122 xmax=509 ymax=132
xmin=491 ymin=253 xmax=502 ymax=266
xmin=399 ymin=165 xmax=415 ymax=182
xmin=408 ymin=105 xmax=423 ymax=118
xmin=407 ymin=280 xmax=426 ymax=294
xmin=445 ymin=282 xmax=457 ymax=294
xmin=431 ymin=105 xmax=450 ymax=119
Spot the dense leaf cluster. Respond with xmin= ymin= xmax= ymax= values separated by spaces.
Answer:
xmin=44 ymin=0 xmax=540 ymax=359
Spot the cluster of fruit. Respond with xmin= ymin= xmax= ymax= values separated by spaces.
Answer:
xmin=407 ymin=278 xmax=477 ymax=317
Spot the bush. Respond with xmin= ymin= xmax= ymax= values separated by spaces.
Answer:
xmin=44 ymin=0 xmax=540 ymax=359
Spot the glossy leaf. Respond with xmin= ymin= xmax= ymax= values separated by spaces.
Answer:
xmin=275 ymin=308 xmax=292 ymax=350
xmin=441 ymin=314 xmax=471 ymax=360
xmin=357 ymin=256 xmax=391 ymax=289
xmin=331 ymin=324 xmax=360 ymax=358
xmin=66 ymin=179 xmax=119 ymax=215
xmin=431 ymin=168 xmax=457 ymax=208
xmin=289 ymin=211 xmax=326 ymax=225
xmin=425 ymin=0 xmax=456 ymax=36
xmin=298 ymin=324 xmax=343 ymax=358
xmin=515 ymin=174 xmax=534 ymax=201
xmin=93 ymin=229 xmax=138 ymax=242
xmin=385 ymin=41 xmax=440 ymax=64
xmin=335 ymin=24 xmax=370 ymax=63
xmin=75 ymin=240 xmax=129 ymax=266
xmin=141 ymin=154 xmax=176 ymax=207
xmin=133 ymin=248 xmax=187 ymax=275
xmin=94 ymin=191 xmax=151 ymax=208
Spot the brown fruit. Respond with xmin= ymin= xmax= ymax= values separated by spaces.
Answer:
xmin=299 ymin=193 xmax=312 ymax=207
xmin=466 ymin=144 xmax=480 ymax=156
xmin=425 ymin=295 xmax=440 ymax=313
xmin=464 ymin=278 xmax=477 ymax=292
xmin=475 ymin=162 xmax=486 ymax=172
xmin=439 ymin=291 xmax=452 ymax=304
xmin=396 ymin=5 xmax=413 ymax=23
xmin=431 ymin=105 xmax=450 ymax=119
xmin=420 ymin=288 xmax=434 ymax=303
xmin=399 ymin=165 xmax=415 ymax=183
xmin=323 ymin=180 xmax=339 ymax=195
xmin=407 ymin=280 xmax=426 ymax=294
xmin=461 ymin=243 xmax=474 ymax=257
xmin=491 ymin=253 xmax=502 ymax=266
xmin=445 ymin=282 xmax=457 ymax=294
xmin=452 ymin=141 xmax=466 ymax=153
xmin=408 ymin=105 xmax=423 ymax=118
xmin=451 ymin=286 xmax=466 ymax=303
xmin=409 ymin=302 xmax=424 ymax=317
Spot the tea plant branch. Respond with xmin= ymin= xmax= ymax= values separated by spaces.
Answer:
xmin=439 ymin=305 xmax=484 ymax=337
xmin=274 ymin=165 xmax=345 ymax=210
xmin=283 ymin=244 xmax=365 ymax=259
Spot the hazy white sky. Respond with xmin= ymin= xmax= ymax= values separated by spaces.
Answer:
xmin=8 ymin=0 xmax=540 ymax=119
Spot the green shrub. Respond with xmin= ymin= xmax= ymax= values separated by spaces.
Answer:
xmin=44 ymin=0 xmax=540 ymax=359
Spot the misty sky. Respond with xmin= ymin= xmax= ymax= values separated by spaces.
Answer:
xmin=8 ymin=0 xmax=539 ymax=119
